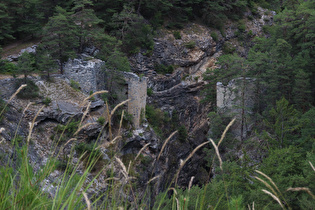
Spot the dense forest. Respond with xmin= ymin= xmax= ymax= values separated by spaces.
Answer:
xmin=0 ymin=0 xmax=314 ymax=209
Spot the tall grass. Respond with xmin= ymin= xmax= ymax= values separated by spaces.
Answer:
xmin=0 ymin=85 xmax=314 ymax=209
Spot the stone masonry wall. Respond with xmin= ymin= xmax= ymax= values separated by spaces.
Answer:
xmin=124 ymin=72 xmax=147 ymax=128
xmin=64 ymin=56 xmax=106 ymax=94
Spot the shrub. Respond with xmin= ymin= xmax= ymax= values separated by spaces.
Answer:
xmin=147 ymin=88 xmax=153 ymax=96
xmin=173 ymin=31 xmax=181 ymax=39
xmin=237 ymin=20 xmax=246 ymax=32
xmin=211 ymin=32 xmax=218 ymax=42
xmin=154 ymin=63 xmax=174 ymax=74
xmin=178 ymin=125 xmax=188 ymax=142
xmin=43 ymin=97 xmax=51 ymax=106
xmin=222 ymin=42 xmax=236 ymax=54
xmin=70 ymin=79 xmax=80 ymax=91
xmin=97 ymin=116 xmax=106 ymax=125
xmin=184 ymin=41 xmax=196 ymax=49
xmin=15 ymin=79 xmax=40 ymax=99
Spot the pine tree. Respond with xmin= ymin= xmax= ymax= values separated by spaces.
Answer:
xmin=72 ymin=0 xmax=103 ymax=53
xmin=41 ymin=6 xmax=79 ymax=74
xmin=17 ymin=52 xmax=34 ymax=83
xmin=0 ymin=3 xmax=14 ymax=43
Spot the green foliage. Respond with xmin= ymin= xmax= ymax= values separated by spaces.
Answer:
xmin=110 ymin=5 xmax=154 ymax=54
xmin=178 ymin=125 xmax=188 ymax=142
xmin=70 ymin=79 xmax=80 ymax=91
xmin=222 ymin=42 xmax=236 ymax=54
xmin=75 ymin=142 xmax=101 ymax=157
xmin=211 ymin=31 xmax=218 ymax=42
xmin=36 ymin=46 xmax=57 ymax=78
xmin=173 ymin=31 xmax=181 ymax=39
xmin=15 ymin=79 xmax=40 ymax=99
xmin=154 ymin=63 xmax=174 ymax=74
xmin=97 ymin=116 xmax=106 ymax=125
xmin=41 ymin=6 xmax=79 ymax=74
xmin=265 ymin=98 xmax=299 ymax=148
xmin=43 ymin=97 xmax=51 ymax=106
xmin=17 ymin=52 xmax=35 ymax=81
xmin=147 ymin=88 xmax=153 ymax=97
xmin=237 ymin=20 xmax=246 ymax=32
xmin=184 ymin=41 xmax=196 ymax=49
xmin=0 ymin=60 xmax=17 ymax=75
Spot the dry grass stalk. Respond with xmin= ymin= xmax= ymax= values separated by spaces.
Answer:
xmin=218 ymin=118 xmax=235 ymax=147
xmin=9 ymin=84 xmax=27 ymax=103
xmin=0 ymin=84 xmax=27 ymax=117
xmin=168 ymin=187 xmax=178 ymax=195
xmin=209 ymin=138 xmax=223 ymax=170
xmin=309 ymin=161 xmax=315 ymax=172
xmin=134 ymin=143 xmax=151 ymax=162
xmin=127 ymin=161 xmax=131 ymax=174
xmin=157 ymin=131 xmax=178 ymax=162
xmin=106 ymin=101 xmax=112 ymax=141
xmin=96 ymin=136 xmax=122 ymax=149
xmin=261 ymin=189 xmax=284 ymax=209
xmin=27 ymin=105 xmax=45 ymax=145
xmin=254 ymin=176 xmax=279 ymax=198
xmin=79 ymin=102 xmax=91 ymax=128
xmin=105 ymin=177 xmax=120 ymax=182
xmin=287 ymin=187 xmax=315 ymax=199
xmin=23 ymin=102 xmax=34 ymax=115
xmin=117 ymin=110 xmax=124 ymax=136
xmin=115 ymin=157 xmax=128 ymax=178
xmin=74 ymin=122 xmax=98 ymax=136
xmin=175 ymin=198 xmax=180 ymax=210
xmin=147 ymin=175 xmax=161 ymax=185
xmin=64 ymin=138 xmax=77 ymax=147
xmin=188 ymin=176 xmax=195 ymax=191
xmin=255 ymin=170 xmax=281 ymax=195
xmin=82 ymin=192 xmax=91 ymax=210
xmin=110 ymin=99 xmax=130 ymax=116
xmin=83 ymin=90 xmax=108 ymax=103
xmin=175 ymin=141 xmax=209 ymax=185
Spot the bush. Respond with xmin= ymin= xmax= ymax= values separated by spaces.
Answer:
xmin=222 ymin=42 xmax=236 ymax=54
xmin=43 ymin=97 xmax=51 ymax=106
xmin=0 ymin=60 xmax=17 ymax=74
xmin=15 ymin=79 xmax=40 ymax=99
xmin=97 ymin=116 xmax=106 ymax=125
xmin=184 ymin=41 xmax=196 ymax=49
xmin=237 ymin=20 xmax=246 ymax=32
xmin=154 ymin=63 xmax=174 ymax=74
xmin=147 ymin=88 xmax=153 ymax=96
xmin=211 ymin=32 xmax=219 ymax=42
xmin=178 ymin=125 xmax=188 ymax=142
xmin=173 ymin=31 xmax=181 ymax=39
xmin=70 ymin=79 xmax=80 ymax=91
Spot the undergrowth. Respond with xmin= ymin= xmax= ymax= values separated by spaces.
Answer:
xmin=0 ymin=85 xmax=314 ymax=209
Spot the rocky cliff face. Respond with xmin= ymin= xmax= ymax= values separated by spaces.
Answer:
xmin=0 ymin=6 xmax=275 ymax=202
xmin=128 ymin=7 xmax=275 ymax=187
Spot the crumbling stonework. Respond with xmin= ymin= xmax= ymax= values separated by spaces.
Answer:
xmin=64 ymin=55 xmax=106 ymax=94
xmin=124 ymin=72 xmax=147 ymax=128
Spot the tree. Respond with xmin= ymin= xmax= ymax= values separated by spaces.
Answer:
xmin=110 ymin=4 xmax=154 ymax=54
xmin=36 ymin=46 xmax=57 ymax=79
xmin=0 ymin=3 xmax=14 ymax=44
xmin=104 ymin=48 xmax=130 ymax=95
xmin=265 ymin=97 xmax=299 ymax=148
xmin=17 ymin=52 xmax=34 ymax=83
xmin=41 ymin=6 xmax=78 ymax=74
xmin=72 ymin=0 xmax=104 ymax=53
